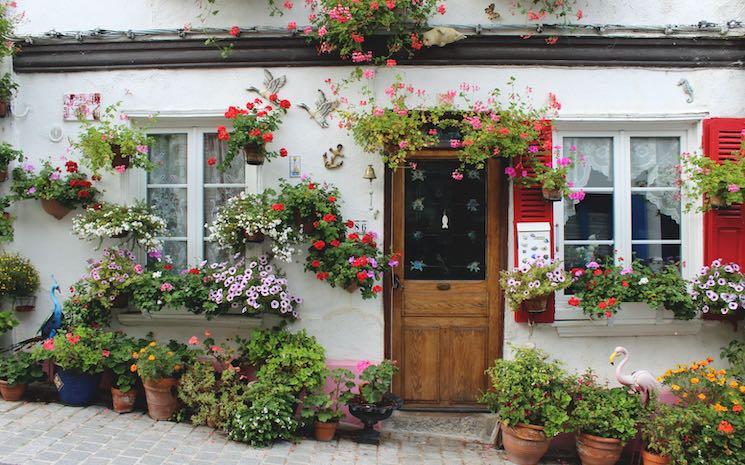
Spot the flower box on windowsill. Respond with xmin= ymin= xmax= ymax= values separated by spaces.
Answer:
xmin=553 ymin=302 xmax=703 ymax=337
xmin=115 ymin=309 xmax=272 ymax=330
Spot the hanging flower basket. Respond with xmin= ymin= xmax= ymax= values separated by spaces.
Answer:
xmin=541 ymin=188 xmax=562 ymax=202
xmin=110 ymin=231 xmax=129 ymax=239
xmin=40 ymin=199 xmax=72 ymax=220
xmin=344 ymin=281 xmax=359 ymax=294
xmin=13 ymin=295 xmax=36 ymax=312
xmin=523 ymin=295 xmax=549 ymax=313
xmin=0 ymin=101 xmax=9 ymax=118
xmin=709 ymin=194 xmax=727 ymax=210
xmin=110 ymin=144 xmax=131 ymax=170
xmin=293 ymin=209 xmax=317 ymax=235
xmin=243 ymin=143 xmax=265 ymax=166
xmin=243 ymin=230 xmax=265 ymax=243
xmin=110 ymin=294 xmax=130 ymax=309
xmin=0 ymin=168 xmax=7 ymax=182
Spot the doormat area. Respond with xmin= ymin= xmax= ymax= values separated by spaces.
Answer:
xmin=380 ymin=411 xmax=500 ymax=444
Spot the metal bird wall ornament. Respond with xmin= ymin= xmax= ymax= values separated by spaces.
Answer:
xmin=298 ymin=89 xmax=339 ymax=128
xmin=323 ymin=144 xmax=344 ymax=169
xmin=484 ymin=3 xmax=500 ymax=21
xmin=610 ymin=346 xmax=661 ymax=405
xmin=246 ymin=69 xmax=287 ymax=100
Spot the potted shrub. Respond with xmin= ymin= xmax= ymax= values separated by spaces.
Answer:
xmin=523 ymin=152 xmax=578 ymax=202
xmin=571 ymin=371 xmax=642 ymax=465
xmin=0 ymin=197 xmax=14 ymax=244
xmin=0 ymin=73 xmax=18 ymax=118
xmin=500 ymin=257 xmax=571 ymax=313
xmin=74 ymin=103 xmax=154 ymax=174
xmin=347 ymin=360 xmax=402 ymax=445
xmin=207 ymin=189 xmax=301 ymax=261
xmin=0 ymin=351 xmax=44 ymax=401
xmin=10 ymin=159 xmax=101 ymax=220
xmin=31 ymin=326 xmax=111 ymax=406
xmin=0 ymin=310 xmax=18 ymax=335
xmin=0 ymin=253 xmax=40 ymax=312
xmin=689 ymin=259 xmax=744 ymax=318
xmin=72 ymin=201 xmax=166 ymax=253
xmin=479 ymin=346 xmax=572 ymax=465
xmin=639 ymin=399 xmax=691 ymax=465
xmin=680 ymin=149 xmax=744 ymax=212
xmin=103 ymin=333 xmax=139 ymax=413
xmin=134 ymin=340 xmax=186 ymax=420
xmin=0 ymin=142 xmax=22 ymax=182
xmin=216 ymin=98 xmax=289 ymax=169
xmin=276 ymin=177 xmax=343 ymax=234
xmin=301 ymin=367 xmax=356 ymax=441
xmin=78 ymin=247 xmax=143 ymax=310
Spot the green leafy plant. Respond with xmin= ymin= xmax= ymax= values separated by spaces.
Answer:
xmin=308 ymin=0 xmax=441 ymax=64
xmin=102 ymin=333 xmax=141 ymax=393
xmin=31 ymin=326 xmax=112 ymax=375
xmin=0 ymin=310 xmax=18 ymax=333
xmin=72 ymin=201 xmax=166 ymax=253
xmin=73 ymin=103 xmax=154 ymax=174
xmin=479 ymin=346 xmax=572 ymax=437
xmin=10 ymin=159 xmax=101 ymax=210
xmin=500 ymin=257 xmax=571 ymax=308
xmin=640 ymin=397 xmax=694 ymax=463
xmin=301 ymin=368 xmax=356 ymax=423
xmin=356 ymin=360 xmax=398 ymax=405
xmin=570 ymin=371 xmax=642 ymax=442
xmin=0 ymin=351 xmax=44 ymax=386
xmin=227 ymin=384 xmax=299 ymax=447
xmin=721 ymin=340 xmax=745 ymax=381
xmin=133 ymin=340 xmax=187 ymax=381
xmin=0 ymin=198 xmax=14 ymax=244
xmin=276 ymin=177 xmax=343 ymax=227
xmin=216 ymin=99 xmax=289 ymax=171
xmin=0 ymin=253 xmax=39 ymax=297
xmin=514 ymin=0 xmax=581 ymax=22
xmin=0 ymin=142 xmax=22 ymax=169
xmin=70 ymin=247 xmax=144 ymax=310
xmin=680 ymin=147 xmax=745 ymax=212
xmin=0 ymin=73 xmax=18 ymax=102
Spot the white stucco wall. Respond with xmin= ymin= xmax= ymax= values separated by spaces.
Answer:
xmin=1 ymin=0 xmax=744 ymax=384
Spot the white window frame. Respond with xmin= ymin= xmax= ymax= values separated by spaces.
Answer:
xmin=552 ymin=123 xmax=702 ymax=320
xmin=142 ymin=125 xmax=252 ymax=266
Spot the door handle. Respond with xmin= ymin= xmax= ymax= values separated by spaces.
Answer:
xmin=436 ymin=283 xmax=451 ymax=291
xmin=392 ymin=274 xmax=404 ymax=290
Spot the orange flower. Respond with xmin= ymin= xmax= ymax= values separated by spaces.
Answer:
xmin=697 ymin=393 xmax=706 ymax=401
xmin=713 ymin=403 xmax=728 ymax=412
xmin=733 ymin=405 xmax=742 ymax=413
xmin=718 ymin=420 xmax=734 ymax=434
xmin=690 ymin=377 xmax=700 ymax=384
xmin=130 ymin=364 xmax=137 ymax=372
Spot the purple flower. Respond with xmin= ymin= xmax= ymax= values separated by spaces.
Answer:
xmin=620 ymin=267 xmax=633 ymax=275
xmin=23 ymin=163 xmax=35 ymax=172
xmin=586 ymin=261 xmax=600 ymax=269
xmin=26 ymin=187 xmax=36 ymax=195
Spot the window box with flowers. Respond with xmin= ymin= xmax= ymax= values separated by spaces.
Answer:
xmin=10 ymin=159 xmax=101 ymax=220
xmin=501 ymin=257 xmax=572 ymax=314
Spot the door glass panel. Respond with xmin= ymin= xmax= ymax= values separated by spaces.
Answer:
xmin=404 ymin=160 xmax=486 ymax=280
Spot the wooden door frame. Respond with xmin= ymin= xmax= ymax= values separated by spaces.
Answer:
xmin=382 ymin=151 xmax=508 ymax=402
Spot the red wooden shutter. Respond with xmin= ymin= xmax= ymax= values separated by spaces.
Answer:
xmin=702 ymin=118 xmax=745 ymax=322
xmin=513 ymin=123 xmax=555 ymax=323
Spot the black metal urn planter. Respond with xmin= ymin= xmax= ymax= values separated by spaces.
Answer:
xmin=348 ymin=393 xmax=403 ymax=445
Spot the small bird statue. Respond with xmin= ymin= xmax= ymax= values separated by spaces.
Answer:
xmin=298 ymin=89 xmax=339 ymax=128
xmin=610 ymin=346 xmax=661 ymax=405
xmin=247 ymin=69 xmax=287 ymax=100
xmin=422 ymin=27 xmax=467 ymax=48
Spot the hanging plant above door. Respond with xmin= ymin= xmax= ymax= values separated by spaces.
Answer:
xmin=215 ymin=97 xmax=290 ymax=170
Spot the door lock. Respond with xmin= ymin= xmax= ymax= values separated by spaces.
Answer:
xmin=392 ymin=274 xmax=404 ymax=290
xmin=436 ymin=283 xmax=451 ymax=291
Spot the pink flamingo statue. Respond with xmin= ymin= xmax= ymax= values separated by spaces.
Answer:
xmin=609 ymin=346 xmax=661 ymax=405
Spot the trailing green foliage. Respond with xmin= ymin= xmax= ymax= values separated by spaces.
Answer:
xmin=0 ymin=142 xmax=22 ymax=169
xmin=0 ymin=73 xmax=18 ymax=102
xmin=301 ymin=367 xmax=356 ymax=423
xmin=570 ymin=371 xmax=642 ymax=442
xmin=0 ymin=351 xmax=44 ymax=386
xmin=0 ymin=310 xmax=18 ymax=334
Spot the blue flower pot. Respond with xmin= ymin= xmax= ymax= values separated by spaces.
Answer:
xmin=54 ymin=366 xmax=101 ymax=406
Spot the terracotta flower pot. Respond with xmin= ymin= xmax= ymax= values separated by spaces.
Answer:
xmin=0 ymin=380 xmax=26 ymax=401
xmin=244 ymin=230 xmax=265 ymax=243
xmin=542 ymin=188 xmax=562 ymax=202
xmin=576 ymin=433 xmax=625 ymax=465
xmin=0 ymin=101 xmax=9 ymax=118
xmin=243 ymin=143 xmax=265 ymax=165
xmin=523 ymin=295 xmax=549 ymax=313
xmin=500 ymin=423 xmax=551 ymax=465
xmin=111 ymin=231 xmax=129 ymax=239
xmin=111 ymin=144 xmax=131 ymax=170
xmin=143 ymin=378 xmax=178 ymax=421
xmin=40 ymin=199 xmax=72 ymax=220
xmin=641 ymin=450 xmax=670 ymax=465
xmin=111 ymin=387 xmax=137 ymax=414
xmin=0 ymin=168 xmax=7 ymax=182
xmin=344 ymin=282 xmax=359 ymax=294
xmin=314 ymin=421 xmax=338 ymax=441
xmin=709 ymin=195 xmax=727 ymax=210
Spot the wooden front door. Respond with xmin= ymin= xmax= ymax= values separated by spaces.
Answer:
xmin=391 ymin=153 xmax=506 ymax=410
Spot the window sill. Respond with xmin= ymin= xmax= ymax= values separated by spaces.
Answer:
xmin=116 ymin=311 xmax=266 ymax=330
xmin=552 ymin=318 xmax=702 ymax=337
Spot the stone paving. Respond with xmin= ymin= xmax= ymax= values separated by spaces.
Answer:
xmin=0 ymin=400 xmax=567 ymax=465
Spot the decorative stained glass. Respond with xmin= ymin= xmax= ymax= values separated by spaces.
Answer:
xmin=404 ymin=160 xmax=486 ymax=280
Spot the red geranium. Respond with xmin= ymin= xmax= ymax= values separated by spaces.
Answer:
xmin=356 ymin=271 xmax=368 ymax=282
xmin=345 ymin=220 xmax=355 ymax=228
xmin=272 ymin=203 xmax=285 ymax=211
xmin=249 ymin=128 xmax=261 ymax=137
xmin=163 ymin=264 xmax=173 ymax=271
xmin=311 ymin=260 xmax=321 ymax=268
xmin=188 ymin=268 xmax=200 ymax=275
xmin=77 ymin=190 xmax=90 ymax=199
xmin=269 ymin=93 xmax=278 ymax=102
xmin=279 ymin=99 xmax=291 ymax=109
xmin=279 ymin=148 xmax=288 ymax=157
xmin=308 ymin=183 xmax=316 ymax=190
xmin=316 ymin=271 xmax=329 ymax=281
xmin=217 ymin=126 xmax=230 ymax=141
xmin=328 ymin=196 xmax=336 ymax=203
xmin=65 ymin=161 xmax=78 ymax=173
xmin=348 ymin=232 xmax=360 ymax=241
xmin=313 ymin=240 xmax=326 ymax=250
xmin=229 ymin=26 xmax=240 ymax=37
xmin=262 ymin=133 xmax=274 ymax=143
xmin=330 ymin=239 xmax=340 ymax=247
xmin=372 ymin=285 xmax=383 ymax=294
xmin=568 ymin=296 xmax=581 ymax=307
xmin=207 ymin=156 xmax=217 ymax=166
xmin=323 ymin=213 xmax=337 ymax=222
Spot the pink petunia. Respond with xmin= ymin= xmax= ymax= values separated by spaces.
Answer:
xmin=356 ymin=360 xmax=373 ymax=374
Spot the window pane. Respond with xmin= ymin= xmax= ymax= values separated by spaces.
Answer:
xmin=404 ymin=160 xmax=486 ymax=280
xmin=564 ymin=137 xmax=613 ymax=188
xmin=204 ymin=133 xmax=245 ymax=184
xmin=204 ymin=187 xmax=245 ymax=228
xmin=148 ymin=134 xmax=187 ymax=184
xmin=149 ymin=187 xmax=187 ymax=236
xmin=631 ymin=137 xmax=680 ymax=187
xmin=564 ymin=193 xmax=613 ymax=241
xmin=631 ymin=192 xmax=680 ymax=240
xmin=564 ymin=244 xmax=613 ymax=270
xmin=204 ymin=241 xmax=232 ymax=264
xmin=162 ymin=240 xmax=188 ymax=270
xmin=632 ymin=244 xmax=681 ymax=268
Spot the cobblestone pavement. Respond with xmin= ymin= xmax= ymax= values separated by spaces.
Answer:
xmin=0 ymin=400 xmax=566 ymax=465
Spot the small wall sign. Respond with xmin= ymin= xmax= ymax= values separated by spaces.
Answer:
xmin=516 ymin=222 xmax=551 ymax=264
xmin=289 ymin=155 xmax=301 ymax=178
xmin=63 ymin=93 xmax=101 ymax=121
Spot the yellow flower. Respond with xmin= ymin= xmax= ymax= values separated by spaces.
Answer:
xmin=174 ymin=364 xmax=182 ymax=371
xmin=713 ymin=403 xmax=728 ymax=412
xmin=148 ymin=355 xmax=155 ymax=361
xmin=167 ymin=351 xmax=174 ymax=357
xmin=671 ymin=385 xmax=681 ymax=391
xmin=132 ymin=352 xmax=138 ymax=359
xmin=682 ymin=393 xmax=689 ymax=398
xmin=740 ymin=386 xmax=745 ymax=394
xmin=729 ymin=381 xmax=739 ymax=389
xmin=140 ymin=348 xmax=146 ymax=353
xmin=149 ymin=341 xmax=157 ymax=347
xmin=690 ymin=378 xmax=700 ymax=384
xmin=697 ymin=393 xmax=706 ymax=401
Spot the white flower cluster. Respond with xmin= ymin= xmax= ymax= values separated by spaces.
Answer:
xmin=72 ymin=203 xmax=166 ymax=253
